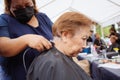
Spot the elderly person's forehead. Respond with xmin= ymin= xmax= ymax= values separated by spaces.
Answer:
xmin=52 ymin=12 xmax=93 ymax=36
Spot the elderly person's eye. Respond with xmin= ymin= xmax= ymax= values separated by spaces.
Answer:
xmin=82 ymin=36 xmax=88 ymax=40
xmin=82 ymin=37 xmax=87 ymax=40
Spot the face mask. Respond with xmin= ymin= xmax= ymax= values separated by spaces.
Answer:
xmin=13 ymin=6 xmax=34 ymax=24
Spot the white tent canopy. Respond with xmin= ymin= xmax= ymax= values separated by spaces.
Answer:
xmin=36 ymin=0 xmax=120 ymax=27
xmin=0 ymin=0 xmax=120 ymax=27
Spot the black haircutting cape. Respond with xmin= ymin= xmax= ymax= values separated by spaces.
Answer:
xmin=27 ymin=47 xmax=92 ymax=80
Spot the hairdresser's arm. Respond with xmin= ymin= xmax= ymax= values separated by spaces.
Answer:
xmin=0 ymin=34 xmax=52 ymax=57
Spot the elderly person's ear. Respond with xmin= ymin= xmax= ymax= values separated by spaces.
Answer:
xmin=61 ymin=31 xmax=68 ymax=43
xmin=62 ymin=30 xmax=73 ymax=37
xmin=61 ymin=31 xmax=72 ymax=42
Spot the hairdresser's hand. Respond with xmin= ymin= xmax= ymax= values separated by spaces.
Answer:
xmin=22 ymin=34 xmax=52 ymax=51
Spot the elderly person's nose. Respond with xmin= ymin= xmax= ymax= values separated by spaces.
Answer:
xmin=82 ymin=42 xmax=87 ymax=48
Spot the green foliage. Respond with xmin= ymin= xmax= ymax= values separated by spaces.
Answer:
xmin=96 ymin=24 xmax=111 ymax=38
xmin=103 ymin=25 xmax=111 ymax=37
xmin=96 ymin=24 xmax=102 ymax=36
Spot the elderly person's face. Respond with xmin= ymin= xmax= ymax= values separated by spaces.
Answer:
xmin=62 ymin=26 xmax=90 ymax=57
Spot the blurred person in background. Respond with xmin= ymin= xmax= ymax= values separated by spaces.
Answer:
xmin=94 ymin=33 xmax=107 ymax=53
xmin=107 ymin=33 xmax=120 ymax=52
xmin=109 ymin=24 xmax=120 ymax=44
xmin=87 ymin=30 xmax=94 ymax=44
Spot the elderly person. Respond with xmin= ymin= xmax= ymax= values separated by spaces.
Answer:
xmin=27 ymin=12 xmax=93 ymax=80
xmin=0 ymin=0 xmax=53 ymax=80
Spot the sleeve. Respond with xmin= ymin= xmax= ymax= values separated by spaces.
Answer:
xmin=40 ymin=13 xmax=53 ymax=31
xmin=0 ymin=27 xmax=9 ymax=37
xmin=0 ymin=15 xmax=9 ymax=37
xmin=42 ymin=13 xmax=53 ymax=26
